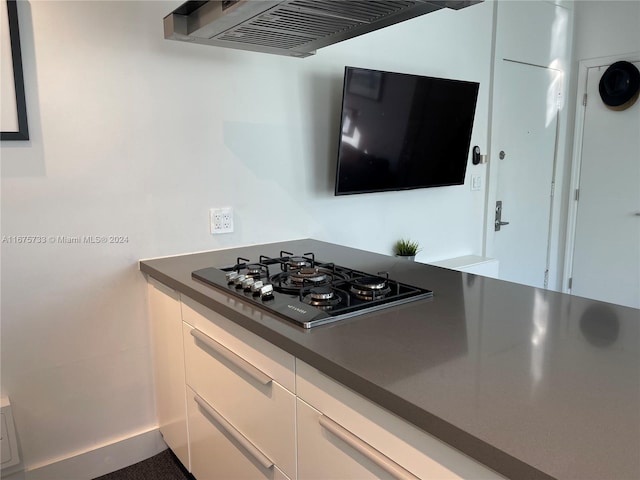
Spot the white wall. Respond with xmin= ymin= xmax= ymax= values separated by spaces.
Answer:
xmin=573 ymin=1 xmax=640 ymax=60
xmin=0 ymin=0 xmax=494 ymax=472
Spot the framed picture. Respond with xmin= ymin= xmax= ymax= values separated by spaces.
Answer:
xmin=1 ymin=0 xmax=29 ymax=140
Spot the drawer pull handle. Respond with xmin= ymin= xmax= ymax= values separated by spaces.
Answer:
xmin=194 ymin=393 xmax=274 ymax=470
xmin=319 ymin=415 xmax=419 ymax=480
xmin=190 ymin=329 xmax=272 ymax=385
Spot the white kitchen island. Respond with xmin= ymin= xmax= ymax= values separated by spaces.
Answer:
xmin=141 ymin=239 xmax=640 ymax=480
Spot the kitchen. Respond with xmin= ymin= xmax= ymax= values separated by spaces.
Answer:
xmin=1 ymin=1 xmax=639 ymax=479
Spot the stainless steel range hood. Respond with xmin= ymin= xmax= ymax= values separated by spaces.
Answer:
xmin=164 ymin=0 xmax=481 ymax=58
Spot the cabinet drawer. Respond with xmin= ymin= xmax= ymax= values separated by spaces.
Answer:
xmin=298 ymin=398 xmax=410 ymax=479
xmin=181 ymin=295 xmax=295 ymax=393
xmin=296 ymin=360 xmax=503 ymax=480
xmin=184 ymin=322 xmax=296 ymax=479
xmin=187 ymin=388 xmax=291 ymax=480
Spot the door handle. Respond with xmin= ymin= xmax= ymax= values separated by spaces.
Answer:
xmin=495 ymin=201 xmax=510 ymax=231
xmin=190 ymin=329 xmax=272 ymax=386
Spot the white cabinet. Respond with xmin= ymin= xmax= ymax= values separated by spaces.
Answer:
xmin=183 ymin=322 xmax=297 ymax=478
xmin=187 ymin=387 xmax=291 ymax=480
xmin=181 ymin=296 xmax=295 ymax=392
xmin=147 ymin=279 xmax=189 ymax=468
xmin=297 ymin=398 xmax=413 ymax=479
xmin=296 ymin=360 xmax=504 ymax=480
xmin=147 ymin=282 xmax=501 ymax=480
xmin=181 ymin=296 xmax=296 ymax=480
xmin=428 ymin=256 xmax=499 ymax=278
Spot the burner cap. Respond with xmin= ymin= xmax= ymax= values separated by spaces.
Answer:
xmin=302 ymin=287 xmax=343 ymax=309
xmin=246 ymin=264 xmax=262 ymax=275
xmin=352 ymin=276 xmax=387 ymax=290
xmin=288 ymin=257 xmax=309 ymax=268
xmin=299 ymin=267 xmax=317 ymax=275
xmin=290 ymin=267 xmax=328 ymax=284
xmin=350 ymin=286 xmax=391 ymax=301
xmin=310 ymin=286 xmax=334 ymax=300
xmin=350 ymin=276 xmax=391 ymax=301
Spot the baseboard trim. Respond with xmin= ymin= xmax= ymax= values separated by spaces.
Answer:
xmin=3 ymin=426 xmax=167 ymax=480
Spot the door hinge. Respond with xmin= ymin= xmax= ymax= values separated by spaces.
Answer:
xmin=582 ymin=93 xmax=587 ymax=106
xmin=550 ymin=182 xmax=555 ymax=197
xmin=575 ymin=188 xmax=580 ymax=201
xmin=568 ymin=277 xmax=573 ymax=289
xmin=544 ymin=269 xmax=549 ymax=289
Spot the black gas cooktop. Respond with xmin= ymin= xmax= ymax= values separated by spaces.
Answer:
xmin=192 ymin=251 xmax=433 ymax=328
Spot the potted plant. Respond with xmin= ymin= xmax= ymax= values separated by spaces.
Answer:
xmin=393 ymin=239 xmax=421 ymax=261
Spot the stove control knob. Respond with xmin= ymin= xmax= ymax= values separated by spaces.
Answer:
xmin=242 ymin=277 xmax=255 ymax=290
xmin=233 ymin=275 xmax=246 ymax=288
xmin=226 ymin=271 xmax=239 ymax=284
xmin=259 ymin=284 xmax=274 ymax=299
xmin=251 ymin=281 xmax=264 ymax=296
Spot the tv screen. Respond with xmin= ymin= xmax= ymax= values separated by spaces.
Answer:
xmin=334 ymin=67 xmax=479 ymax=195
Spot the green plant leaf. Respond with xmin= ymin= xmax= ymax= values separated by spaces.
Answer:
xmin=393 ymin=239 xmax=421 ymax=256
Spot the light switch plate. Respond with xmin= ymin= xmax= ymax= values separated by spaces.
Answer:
xmin=471 ymin=174 xmax=482 ymax=191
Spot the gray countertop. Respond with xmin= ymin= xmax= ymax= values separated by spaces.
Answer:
xmin=140 ymin=239 xmax=640 ymax=480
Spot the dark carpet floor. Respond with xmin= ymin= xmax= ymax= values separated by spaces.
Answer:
xmin=93 ymin=449 xmax=194 ymax=480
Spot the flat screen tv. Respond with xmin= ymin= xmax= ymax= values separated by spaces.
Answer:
xmin=334 ymin=66 xmax=479 ymax=195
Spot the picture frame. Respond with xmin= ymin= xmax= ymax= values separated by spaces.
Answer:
xmin=1 ymin=0 xmax=29 ymax=140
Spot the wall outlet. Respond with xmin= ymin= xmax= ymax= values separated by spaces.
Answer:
xmin=210 ymin=207 xmax=234 ymax=234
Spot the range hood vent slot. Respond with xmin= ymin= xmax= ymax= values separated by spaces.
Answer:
xmin=164 ymin=0 xmax=482 ymax=58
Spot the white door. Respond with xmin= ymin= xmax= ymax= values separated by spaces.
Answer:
xmin=570 ymin=60 xmax=640 ymax=309
xmin=491 ymin=61 xmax=561 ymax=289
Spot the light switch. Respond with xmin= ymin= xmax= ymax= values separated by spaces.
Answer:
xmin=471 ymin=174 xmax=482 ymax=191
